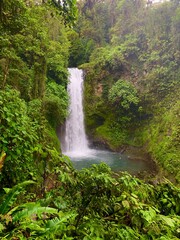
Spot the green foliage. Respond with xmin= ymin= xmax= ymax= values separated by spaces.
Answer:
xmin=0 ymin=3 xmax=48 ymax=99
xmin=79 ymin=0 xmax=180 ymax=180
xmin=0 ymin=0 xmax=74 ymax=100
xmin=68 ymin=30 xmax=95 ymax=67
xmin=0 ymin=1 xmax=180 ymax=238
xmin=95 ymin=115 xmax=131 ymax=150
xmin=172 ymin=6 xmax=180 ymax=50
xmin=0 ymin=87 xmax=70 ymax=188
xmin=0 ymin=0 xmax=74 ymax=188
xmin=108 ymin=79 xmax=139 ymax=110
xmin=50 ymin=0 xmax=78 ymax=26
xmin=0 ymin=0 xmax=27 ymax=33
xmin=0 ymin=165 xmax=180 ymax=239
xmin=77 ymin=0 xmax=112 ymax=46
xmin=141 ymin=98 xmax=180 ymax=182
xmin=0 ymin=180 xmax=34 ymax=215
xmin=47 ymin=36 xmax=69 ymax=86
xmin=56 ymin=166 xmax=180 ymax=239
xmin=44 ymin=81 xmax=69 ymax=128
xmin=0 ymin=88 xmax=39 ymax=185
xmin=0 ymin=179 xmax=76 ymax=239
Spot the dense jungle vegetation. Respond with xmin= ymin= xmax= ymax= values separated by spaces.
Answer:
xmin=0 ymin=0 xmax=180 ymax=239
xmin=74 ymin=0 xmax=180 ymax=182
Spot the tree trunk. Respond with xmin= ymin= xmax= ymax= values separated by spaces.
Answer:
xmin=32 ymin=55 xmax=47 ymax=99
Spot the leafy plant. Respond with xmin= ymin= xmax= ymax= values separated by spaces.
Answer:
xmin=0 ymin=181 xmax=35 ymax=215
xmin=108 ymin=79 xmax=139 ymax=110
xmin=44 ymin=81 xmax=69 ymax=128
xmin=0 ymin=88 xmax=39 ymax=185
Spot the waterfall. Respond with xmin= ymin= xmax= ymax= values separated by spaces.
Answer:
xmin=62 ymin=68 xmax=89 ymax=156
xmin=60 ymin=69 xmax=152 ymax=174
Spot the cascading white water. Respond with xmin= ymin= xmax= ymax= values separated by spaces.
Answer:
xmin=63 ymin=68 xmax=89 ymax=156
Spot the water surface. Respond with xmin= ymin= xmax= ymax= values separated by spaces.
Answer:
xmin=65 ymin=149 xmax=152 ymax=174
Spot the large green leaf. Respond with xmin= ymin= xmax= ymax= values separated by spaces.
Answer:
xmin=12 ymin=202 xmax=58 ymax=222
xmin=0 ymin=180 xmax=34 ymax=215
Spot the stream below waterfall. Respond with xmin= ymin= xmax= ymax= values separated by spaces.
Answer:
xmin=61 ymin=68 xmax=155 ymax=174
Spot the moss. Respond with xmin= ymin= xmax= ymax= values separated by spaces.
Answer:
xmin=133 ymin=99 xmax=180 ymax=183
xmin=84 ymin=73 xmax=107 ymax=136
xmin=46 ymin=125 xmax=62 ymax=153
xmin=95 ymin=120 xmax=128 ymax=150
xmin=83 ymin=69 xmax=135 ymax=149
xmin=83 ymin=62 xmax=180 ymax=183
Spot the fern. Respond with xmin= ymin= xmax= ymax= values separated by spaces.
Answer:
xmin=40 ymin=213 xmax=77 ymax=237
xmin=0 ymin=180 xmax=34 ymax=215
xmin=11 ymin=202 xmax=58 ymax=222
xmin=12 ymin=208 xmax=76 ymax=238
